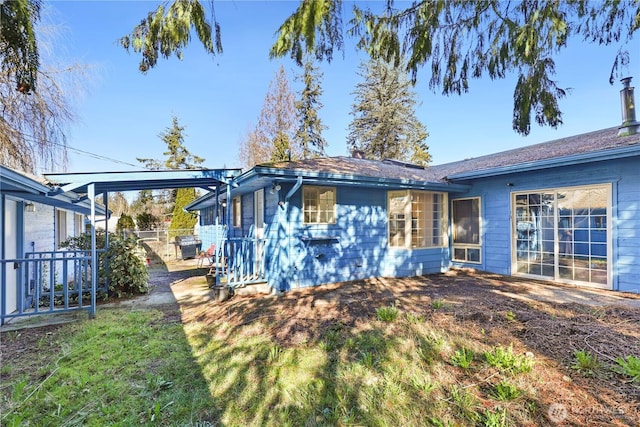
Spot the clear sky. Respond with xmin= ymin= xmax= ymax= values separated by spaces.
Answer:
xmin=42 ymin=1 xmax=639 ymax=174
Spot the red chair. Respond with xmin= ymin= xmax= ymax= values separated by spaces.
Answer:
xmin=196 ymin=244 xmax=215 ymax=268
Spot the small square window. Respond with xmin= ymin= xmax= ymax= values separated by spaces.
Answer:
xmin=303 ymin=186 xmax=336 ymax=224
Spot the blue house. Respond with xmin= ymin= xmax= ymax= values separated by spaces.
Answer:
xmin=188 ymin=78 xmax=640 ymax=294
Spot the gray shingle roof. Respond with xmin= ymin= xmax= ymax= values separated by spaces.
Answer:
xmin=262 ymin=127 xmax=640 ymax=184
xmin=429 ymin=127 xmax=640 ymax=179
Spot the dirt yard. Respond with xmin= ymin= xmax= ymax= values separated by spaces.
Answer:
xmin=3 ymin=267 xmax=640 ymax=425
xmin=180 ymin=269 xmax=640 ymax=425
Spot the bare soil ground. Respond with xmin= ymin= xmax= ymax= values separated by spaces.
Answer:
xmin=3 ymin=267 xmax=640 ymax=425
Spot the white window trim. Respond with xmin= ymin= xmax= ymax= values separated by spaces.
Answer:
xmin=56 ymin=209 xmax=68 ymax=248
xmin=74 ymin=213 xmax=84 ymax=237
xmin=510 ymin=183 xmax=612 ymax=289
xmin=451 ymin=197 xmax=482 ymax=264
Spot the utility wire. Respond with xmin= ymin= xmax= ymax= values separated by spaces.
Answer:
xmin=48 ymin=141 xmax=146 ymax=169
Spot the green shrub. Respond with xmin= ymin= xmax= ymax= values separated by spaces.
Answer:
xmin=106 ymin=237 xmax=149 ymax=297
xmin=116 ymin=214 xmax=135 ymax=235
xmin=62 ymin=232 xmax=148 ymax=298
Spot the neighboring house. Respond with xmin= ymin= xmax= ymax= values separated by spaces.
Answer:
xmin=0 ymin=165 xmax=107 ymax=322
xmin=188 ymin=78 xmax=640 ymax=294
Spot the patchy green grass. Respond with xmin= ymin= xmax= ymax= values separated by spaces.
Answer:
xmin=0 ymin=310 xmax=214 ymax=426
xmin=2 ymin=297 xmax=637 ymax=426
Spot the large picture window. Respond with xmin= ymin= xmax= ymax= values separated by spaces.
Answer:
xmin=388 ymin=190 xmax=446 ymax=249
xmin=303 ymin=186 xmax=336 ymax=224
xmin=452 ymin=198 xmax=481 ymax=263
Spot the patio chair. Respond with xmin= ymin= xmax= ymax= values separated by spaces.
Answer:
xmin=196 ymin=244 xmax=215 ymax=268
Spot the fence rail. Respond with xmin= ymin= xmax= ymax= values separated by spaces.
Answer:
xmin=1 ymin=250 xmax=108 ymax=324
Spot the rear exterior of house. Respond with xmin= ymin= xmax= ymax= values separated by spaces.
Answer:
xmin=192 ymin=132 xmax=639 ymax=294
xmin=190 ymin=79 xmax=640 ymax=294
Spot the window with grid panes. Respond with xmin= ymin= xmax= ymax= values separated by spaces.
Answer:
xmin=388 ymin=190 xmax=446 ymax=249
xmin=303 ymin=186 xmax=336 ymax=224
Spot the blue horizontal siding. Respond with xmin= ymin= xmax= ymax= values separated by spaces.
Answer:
xmin=265 ymin=186 xmax=450 ymax=291
xmin=453 ymin=156 xmax=640 ymax=293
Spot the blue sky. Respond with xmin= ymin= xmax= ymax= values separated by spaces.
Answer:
xmin=44 ymin=1 xmax=639 ymax=174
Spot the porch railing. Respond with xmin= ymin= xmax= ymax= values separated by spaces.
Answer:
xmin=211 ymin=238 xmax=267 ymax=288
xmin=1 ymin=250 xmax=107 ymax=325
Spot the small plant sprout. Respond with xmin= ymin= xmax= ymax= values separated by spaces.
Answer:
xmin=267 ymin=345 xmax=283 ymax=363
xmin=376 ymin=305 xmax=399 ymax=322
xmin=572 ymin=350 xmax=601 ymax=376
xmin=450 ymin=348 xmax=475 ymax=370
xmin=483 ymin=407 xmax=508 ymax=427
xmin=615 ymin=355 xmax=640 ymax=383
xmin=490 ymin=380 xmax=523 ymax=401
xmin=432 ymin=299 xmax=444 ymax=309
xmin=449 ymin=384 xmax=480 ymax=423
xmin=410 ymin=373 xmax=437 ymax=394
xmin=484 ymin=344 xmax=533 ymax=374
xmin=505 ymin=311 xmax=516 ymax=322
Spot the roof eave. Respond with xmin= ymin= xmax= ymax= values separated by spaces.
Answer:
xmin=247 ymin=166 xmax=470 ymax=191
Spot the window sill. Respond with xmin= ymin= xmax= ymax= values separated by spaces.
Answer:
xmin=300 ymin=236 xmax=339 ymax=244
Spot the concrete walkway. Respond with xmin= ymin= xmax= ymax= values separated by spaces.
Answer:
xmin=473 ymin=273 xmax=640 ymax=309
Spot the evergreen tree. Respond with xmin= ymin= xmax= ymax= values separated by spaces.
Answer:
xmin=135 ymin=116 xmax=204 ymax=224
xmin=168 ymin=187 xmax=198 ymax=238
xmin=295 ymin=59 xmax=327 ymax=159
xmin=136 ymin=212 xmax=160 ymax=231
xmin=238 ymin=65 xmax=298 ymax=167
xmin=347 ymin=57 xmax=430 ymax=165
xmin=137 ymin=116 xmax=204 ymax=170
xmin=116 ymin=213 xmax=135 ymax=235
xmin=130 ymin=189 xmax=169 ymax=228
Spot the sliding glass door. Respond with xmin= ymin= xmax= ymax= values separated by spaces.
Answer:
xmin=512 ymin=185 xmax=611 ymax=288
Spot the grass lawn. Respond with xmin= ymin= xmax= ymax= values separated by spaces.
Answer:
xmin=1 ymin=271 xmax=639 ymax=426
